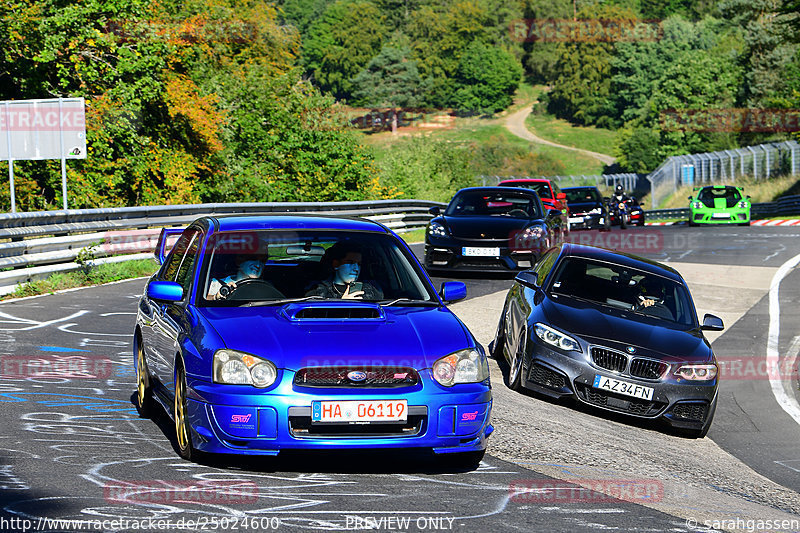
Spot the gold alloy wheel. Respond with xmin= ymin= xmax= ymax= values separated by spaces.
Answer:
xmin=136 ymin=344 xmax=147 ymax=408
xmin=174 ymin=367 xmax=189 ymax=453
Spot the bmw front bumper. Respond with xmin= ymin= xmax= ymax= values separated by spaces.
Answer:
xmin=520 ymin=338 xmax=717 ymax=431
xmin=183 ymin=371 xmax=493 ymax=456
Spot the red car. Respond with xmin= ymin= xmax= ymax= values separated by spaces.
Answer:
xmin=498 ymin=178 xmax=570 ymax=231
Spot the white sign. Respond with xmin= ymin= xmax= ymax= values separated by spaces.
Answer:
xmin=0 ymin=98 xmax=86 ymax=161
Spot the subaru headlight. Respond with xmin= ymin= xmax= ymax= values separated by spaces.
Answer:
xmin=692 ymin=202 xmax=702 ymax=209
xmin=428 ymin=221 xmax=448 ymax=238
xmin=432 ymin=348 xmax=489 ymax=386
xmin=674 ymin=363 xmax=717 ymax=381
xmin=213 ymin=350 xmax=277 ymax=388
xmin=534 ymin=323 xmax=581 ymax=352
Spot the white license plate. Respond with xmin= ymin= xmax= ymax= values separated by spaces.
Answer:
xmin=311 ymin=400 xmax=408 ymax=423
xmin=593 ymin=375 xmax=654 ymax=401
xmin=462 ymin=247 xmax=500 ymax=257
xmin=711 ymin=213 xmax=730 ymax=219
xmin=568 ymin=217 xmax=584 ymax=223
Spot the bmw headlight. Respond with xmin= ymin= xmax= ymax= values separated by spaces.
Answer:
xmin=534 ymin=323 xmax=581 ymax=352
xmin=588 ymin=207 xmax=602 ymax=215
xmin=428 ymin=221 xmax=448 ymax=238
xmin=213 ymin=350 xmax=277 ymax=388
xmin=674 ymin=363 xmax=717 ymax=381
xmin=432 ymin=348 xmax=489 ymax=386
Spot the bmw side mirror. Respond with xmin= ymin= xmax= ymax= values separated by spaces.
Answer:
xmin=429 ymin=206 xmax=441 ymax=216
xmin=700 ymin=314 xmax=724 ymax=331
xmin=514 ymin=271 xmax=540 ymax=289
xmin=148 ymin=281 xmax=184 ymax=302
xmin=440 ymin=281 xmax=466 ymax=303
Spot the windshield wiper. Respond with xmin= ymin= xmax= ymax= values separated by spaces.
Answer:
xmin=379 ymin=298 xmax=439 ymax=307
xmin=246 ymin=295 xmax=326 ymax=307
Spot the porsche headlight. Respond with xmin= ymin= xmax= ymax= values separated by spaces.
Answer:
xmin=213 ymin=350 xmax=277 ymax=388
xmin=534 ymin=323 xmax=581 ymax=352
xmin=692 ymin=202 xmax=702 ymax=209
xmin=428 ymin=221 xmax=448 ymax=238
xmin=520 ymin=226 xmax=545 ymax=239
xmin=674 ymin=363 xmax=717 ymax=381
xmin=432 ymin=348 xmax=489 ymax=386
xmin=737 ymin=201 xmax=748 ymax=209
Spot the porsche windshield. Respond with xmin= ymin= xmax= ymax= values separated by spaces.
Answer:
xmin=548 ymin=257 xmax=695 ymax=326
xmin=201 ymin=230 xmax=435 ymax=305
xmin=697 ymin=187 xmax=742 ymax=208
xmin=445 ymin=191 xmax=542 ymax=218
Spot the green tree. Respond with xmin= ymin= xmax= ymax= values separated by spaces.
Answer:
xmin=220 ymin=71 xmax=384 ymax=202
xmin=450 ymin=41 xmax=523 ymax=113
xmin=545 ymin=4 xmax=639 ymax=127
xmin=351 ymin=46 xmax=427 ymax=132
xmin=721 ymin=0 xmax=799 ymax=109
xmin=303 ymin=0 xmax=387 ymax=100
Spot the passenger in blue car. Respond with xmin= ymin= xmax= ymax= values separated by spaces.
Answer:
xmin=305 ymin=242 xmax=384 ymax=300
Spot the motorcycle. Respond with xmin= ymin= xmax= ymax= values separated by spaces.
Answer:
xmin=606 ymin=197 xmax=631 ymax=229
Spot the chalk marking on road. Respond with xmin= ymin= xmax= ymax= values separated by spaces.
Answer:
xmin=0 ymin=310 xmax=88 ymax=330
xmin=767 ymin=252 xmax=800 ymax=426
xmin=58 ymin=323 xmax=128 ymax=336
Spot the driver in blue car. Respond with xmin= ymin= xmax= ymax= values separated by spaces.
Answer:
xmin=207 ymin=253 xmax=268 ymax=300
xmin=306 ymin=242 xmax=384 ymax=300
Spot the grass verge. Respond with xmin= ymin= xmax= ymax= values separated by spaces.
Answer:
xmin=525 ymin=111 xmax=617 ymax=157
xmin=3 ymin=259 xmax=158 ymax=300
xmin=397 ymin=228 xmax=426 ymax=244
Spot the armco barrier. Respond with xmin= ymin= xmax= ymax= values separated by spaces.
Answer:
xmin=0 ymin=200 xmax=445 ymax=295
xmin=0 ymin=195 xmax=797 ymax=295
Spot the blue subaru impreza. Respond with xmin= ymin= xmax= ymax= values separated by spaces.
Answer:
xmin=135 ymin=215 xmax=493 ymax=467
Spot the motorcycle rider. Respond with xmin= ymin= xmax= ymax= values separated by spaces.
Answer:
xmin=609 ymin=184 xmax=630 ymax=228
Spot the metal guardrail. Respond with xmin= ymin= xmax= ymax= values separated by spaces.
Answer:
xmin=0 ymin=194 xmax=798 ymax=295
xmin=0 ymin=200 xmax=445 ymax=295
xmin=646 ymin=141 xmax=800 ymax=208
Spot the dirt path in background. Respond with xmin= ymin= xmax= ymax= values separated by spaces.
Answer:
xmin=505 ymin=106 xmax=617 ymax=166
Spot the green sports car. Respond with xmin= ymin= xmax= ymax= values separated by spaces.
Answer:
xmin=688 ymin=185 xmax=751 ymax=226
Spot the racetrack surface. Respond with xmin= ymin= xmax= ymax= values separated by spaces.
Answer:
xmin=0 ymin=225 xmax=798 ymax=532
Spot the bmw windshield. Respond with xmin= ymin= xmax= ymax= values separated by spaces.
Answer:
xmin=547 ymin=257 xmax=696 ymax=326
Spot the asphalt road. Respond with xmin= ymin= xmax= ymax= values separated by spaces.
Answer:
xmin=0 ymin=225 xmax=798 ymax=532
